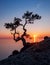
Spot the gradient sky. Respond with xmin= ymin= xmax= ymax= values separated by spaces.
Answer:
xmin=0 ymin=0 xmax=50 ymax=38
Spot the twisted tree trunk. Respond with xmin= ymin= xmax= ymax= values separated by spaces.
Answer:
xmin=13 ymin=19 xmax=27 ymax=47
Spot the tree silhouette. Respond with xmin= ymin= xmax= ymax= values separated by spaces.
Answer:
xmin=4 ymin=11 xmax=41 ymax=47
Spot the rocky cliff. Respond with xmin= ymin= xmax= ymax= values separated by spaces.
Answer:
xmin=0 ymin=37 xmax=50 ymax=65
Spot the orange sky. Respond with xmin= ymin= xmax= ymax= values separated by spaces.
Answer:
xmin=0 ymin=0 xmax=50 ymax=42
xmin=0 ymin=31 xmax=50 ymax=38
xmin=0 ymin=31 xmax=50 ymax=42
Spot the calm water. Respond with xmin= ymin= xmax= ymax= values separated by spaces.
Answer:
xmin=0 ymin=37 xmax=43 ymax=61
xmin=0 ymin=38 xmax=23 ymax=60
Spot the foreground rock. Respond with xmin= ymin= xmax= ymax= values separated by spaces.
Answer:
xmin=0 ymin=37 xmax=50 ymax=65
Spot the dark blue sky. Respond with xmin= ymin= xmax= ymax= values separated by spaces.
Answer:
xmin=0 ymin=0 xmax=50 ymax=19
xmin=0 ymin=0 xmax=50 ymax=37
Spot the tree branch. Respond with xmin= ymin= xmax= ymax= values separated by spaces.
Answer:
xmin=22 ymin=19 xmax=27 ymax=37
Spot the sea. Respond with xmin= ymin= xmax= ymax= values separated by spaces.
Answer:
xmin=0 ymin=37 xmax=43 ymax=61
xmin=0 ymin=38 xmax=23 ymax=61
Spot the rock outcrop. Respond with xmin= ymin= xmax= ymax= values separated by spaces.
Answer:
xmin=0 ymin=37 xmax=50 ymax=65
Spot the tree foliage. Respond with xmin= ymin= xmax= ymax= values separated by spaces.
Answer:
xmin=4 ymin=11 xmax=41 ymax=46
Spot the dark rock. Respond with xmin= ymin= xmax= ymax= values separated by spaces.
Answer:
xmin=0 ymin=37 xmax=50 ymax=65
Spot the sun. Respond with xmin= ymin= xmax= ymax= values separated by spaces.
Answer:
xmin=33 ymin=34 xmax=37 ymax=42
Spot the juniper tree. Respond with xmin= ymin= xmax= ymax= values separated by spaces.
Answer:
xmin=4 ymin=11 xmax=41 ymax=46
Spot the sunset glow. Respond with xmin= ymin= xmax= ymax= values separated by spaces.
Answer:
xmin=0 ymin=0 xmax=50 ymax=62
xmin=0 ymin=0 xmax=50 ymax=41
xmin=33 ymin=34 xmax=37 ymax=42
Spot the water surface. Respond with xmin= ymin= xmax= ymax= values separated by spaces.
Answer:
xmin=0 ymin=38 xmax=23 ymax=60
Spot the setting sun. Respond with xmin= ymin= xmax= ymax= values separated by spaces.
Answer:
xmin=33 ymin=34 xmax=37 ymax=42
